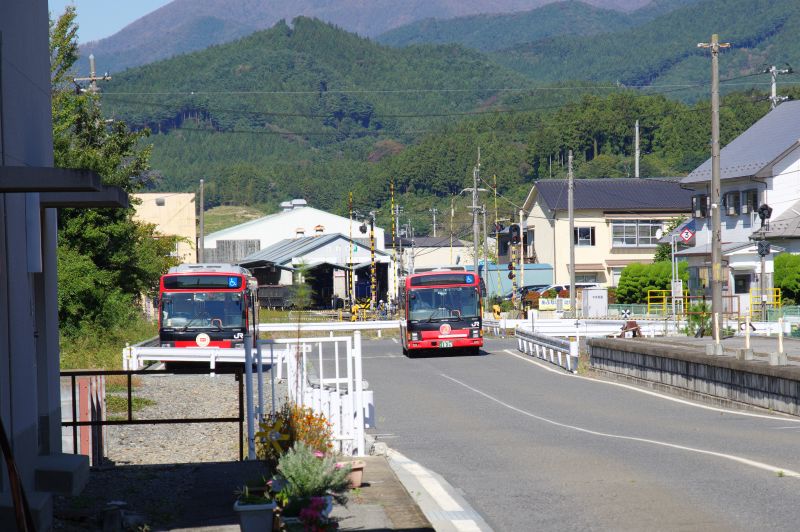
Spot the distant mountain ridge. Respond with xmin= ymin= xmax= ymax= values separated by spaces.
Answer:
xmin=77 ymin=0 xmax=652 ymax=74
xmin=377 ymin=0 xmax=701 ymax=51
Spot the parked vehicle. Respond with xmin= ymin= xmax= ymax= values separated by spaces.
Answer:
xmin=537 ymin=283 xmax=599 ymax=295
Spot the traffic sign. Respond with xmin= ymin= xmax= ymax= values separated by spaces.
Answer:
xmin=680 ymin=228 xmax=695 ymax=243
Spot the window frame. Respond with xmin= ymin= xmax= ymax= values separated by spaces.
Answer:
xmin=574 ymin=226 xmax=596 ymax=247
xmin=611 ymin=219 xmax=663 ymax=248
xmin=692 ymin=194 xmax=708 ymax=218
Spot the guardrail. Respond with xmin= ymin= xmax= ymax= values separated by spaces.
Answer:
xmin=515 ymin=328 xmax=579 ymax=373
xmin=258 ymin=320 xmax=399 ymax=336
xmin=486 ymin=318 xmax=681 ymax=337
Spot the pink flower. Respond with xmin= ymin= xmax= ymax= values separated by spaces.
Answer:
xmin=314 ymin=450 xmax=325 ymax=458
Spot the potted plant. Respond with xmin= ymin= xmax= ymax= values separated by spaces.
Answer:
xmin=336 ymin=459 xmax=366 ymax=488
xmin=233 ymin=485 xmax=277 ymax=532
xmin=273 ymin=442 xmax=351 ymax=522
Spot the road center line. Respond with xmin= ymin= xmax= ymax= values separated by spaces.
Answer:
xmin=441 ymin=373 xmax=800 ymax=478
xmin=502 ymin=349 xmax=800 ymax=424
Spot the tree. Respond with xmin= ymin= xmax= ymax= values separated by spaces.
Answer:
xmin=774 ymin=253 xmax=800 ymax=305
xmin=51 ymin=7 xmax=179 ymax=334
xmin=616 ymin=262 xmax=688 ymax=304
xmin=653 ymin=217 xmax=686 ymax=263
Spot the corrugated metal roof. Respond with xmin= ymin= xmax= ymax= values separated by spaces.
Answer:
xmin=683 ymin=100 xmax=800 ymax=184
xmin=535 ymin=178 xmax=692 ymax=211
xmin=238 ymin=234 xmax=388 ymax=268
xmin=238 ymin=234 xmax=341 ymax=267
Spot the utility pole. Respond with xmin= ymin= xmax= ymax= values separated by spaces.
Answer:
xmin=73 ymin=53 xmax=111 ymax=96
xmin=568 ymin=151 xmax=576 ymax=317
xmin=766 ymin=65 xmax=792 ymax=109
xmin=348 ymin=192 xmax=354 ymax=306
xmin=698 ymin=34 xmax=730 ymax=344
xmin=369 ymin=212 xmax=377 ymax=311
xmin=519 ymin=208 xmax=526 ymax=312
xmin=198 ymin=178 xmax=205 ymax=263
xmin=391 ymin=181 xmax=397 ymax=303
xmin=461 ymin=149 xmax=487 ymax=271
xmin=395 ymin=204 xmax=403 ymax=278
xmin=429 ymin=207 xmax=439 ymax=237
xmin=634 ymin=120 xmax=640 ymax=178
xmin=450 ymin=198 xmax=454 ymax=264
xmin=483 ymin=205 xmax=489 ymax=312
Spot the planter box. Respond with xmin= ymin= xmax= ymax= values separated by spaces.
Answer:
xmin=234 ymin=499 xmax=277 ymax=532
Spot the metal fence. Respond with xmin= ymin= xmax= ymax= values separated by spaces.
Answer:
xmin=515 ymin=328 xmax=579 ymax=373
xmin=61 ymin=368 xmax=246 ymax=462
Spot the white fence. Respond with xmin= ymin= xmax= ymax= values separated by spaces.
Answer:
xmin=515 ymin=329 xmax=579 ymax=373
xmin=259 ymin=320 xmax=399 ymax=336
xmin=122 ymin=333 xmax=370 ymax=457
xmin=486 ymin=318 xmax=681 ymax=338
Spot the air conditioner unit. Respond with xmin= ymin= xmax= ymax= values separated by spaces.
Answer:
xmin=727 ymin=206 xmax=737 ymax=216
xmin=694 ymin=210 xmax=704 ymax=218
xmin=741 ymin=204 xmax=750 ymax=215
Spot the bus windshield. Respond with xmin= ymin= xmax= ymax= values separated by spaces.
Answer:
xmin=161 ymin=291 xmax=245 ymax=329
xmin=408 ymin=287 xmax=479 ymax=322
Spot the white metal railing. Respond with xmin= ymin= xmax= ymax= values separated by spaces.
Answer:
xmin=122 ymin=334 xmax=371 ymax=457
xmin=486 ymin=318 xmax=681 ymax=338
xmin=260 ymin=333 xmax=369 ymax=456
xmin=259 ymin=320 xmax=399 ymax=336
xmin=516 ymin=328 xmax=579 ymax=373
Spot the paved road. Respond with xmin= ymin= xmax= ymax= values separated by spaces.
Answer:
xmin=360 ymin=337 xmax=800 ymax=531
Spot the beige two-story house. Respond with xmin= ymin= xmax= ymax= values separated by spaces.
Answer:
xmin=522 ymin=178 xmax=693 ymax=286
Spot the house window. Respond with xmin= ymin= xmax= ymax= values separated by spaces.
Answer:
xmin=612 ymin=221 xmax=637 ymax=246
xmin=611 ymin=220 xmax=662 ymax=247
xmin=610 ymin=267 xmax=624 ymax=287
xmin=574 ymin=227 xmax=595 ymax=246
xmin=723 ymin=191 xmax=740 ymax=216
xmin=575 ymin=273 xmax=598 ymax=283
xmin=637 ymin=220 xmax=661 ymax=246
xmin=692 ymin=194 xmax=708 ymax=218
xmin=734 ymin=274 xmax=751 ymax=295
xmin=742 ymin=189 xmax=758 ymax=215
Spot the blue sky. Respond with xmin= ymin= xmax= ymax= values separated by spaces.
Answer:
xmin=48 ymin=0 xmax=172 ymax=43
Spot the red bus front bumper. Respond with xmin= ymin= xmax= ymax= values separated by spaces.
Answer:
xmin=407 ymin=337 xmax=483 ymax=350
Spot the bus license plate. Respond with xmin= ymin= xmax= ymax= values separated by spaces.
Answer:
xmin=439 ymin=341 xmax=453 ymax=348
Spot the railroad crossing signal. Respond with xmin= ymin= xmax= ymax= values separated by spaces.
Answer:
xmin=621 ymin=309 xmax=631 ymax=319
xmin=680 ymin=227 xmax=695 ymax=243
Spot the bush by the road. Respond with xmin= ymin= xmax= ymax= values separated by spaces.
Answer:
xmin=616 ymin=261 xmax=688 ymax=304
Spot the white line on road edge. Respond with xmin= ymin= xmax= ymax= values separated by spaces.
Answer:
xmin=442 ymin=373 xmax=800 ymax=479
xmin=386 ymin=448 xmax=493 ymax=532
xmin=502 ymin=349 xmax=800 ymax=424
xmin=392 ymin=337 xmax=398 ymax=343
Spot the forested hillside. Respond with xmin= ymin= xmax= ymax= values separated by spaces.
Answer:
xmin=377 ymin=0 xmax=701 ymax=51
xmin=494 ymin=0 xmax=800 ymax=90
xmin=78 ymin=0 xmax=651 ymax=74
xmin=98 ymin=13 xmax=800 ymax=237
xmin=377 ymin=1 xmax=634 ymax=51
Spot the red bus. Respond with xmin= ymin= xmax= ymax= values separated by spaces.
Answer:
xmin=399 ymin=271 xmax=483 ymax=356
xmin=158 ymin=264 xmax=257 ymax=348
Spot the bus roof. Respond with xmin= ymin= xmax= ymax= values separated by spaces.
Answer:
xmin=167 ymin=263 xmax=250 ymax=275
xmin=405 ymin=270 xmax=480 ymax=288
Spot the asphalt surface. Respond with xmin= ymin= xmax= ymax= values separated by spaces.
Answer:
xmin=355 ymin=337 xmax=800 ymax=531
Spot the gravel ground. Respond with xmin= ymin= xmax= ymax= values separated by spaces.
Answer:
xmin=54 ymin=370 xmax=280 ymax=530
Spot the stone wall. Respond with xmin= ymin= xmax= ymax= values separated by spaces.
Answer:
xmin=588 ymin=338 xmax=800 ymax=415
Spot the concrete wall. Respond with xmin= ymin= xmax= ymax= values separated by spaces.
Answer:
xmin=588 ymin=338 xmax=800 ymax=415
xmin=132 ymin=193 xmax=197 ymax=262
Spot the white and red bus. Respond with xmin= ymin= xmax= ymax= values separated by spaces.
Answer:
xmin=158 ymin=264 xmax=257 ymax=348
xmin=399 ymin=271 xmax=483 ymax=356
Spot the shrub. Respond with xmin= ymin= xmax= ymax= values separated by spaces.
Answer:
xmin=275 ymin=442 xmax=351 ymax=510
xmin=617 ymin=262 xmax=688 ymax=304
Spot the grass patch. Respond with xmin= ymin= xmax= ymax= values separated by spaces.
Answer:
xmin=61 ymin=319 xmax=157 ymax=370
xmin=204 ymin=205 xmax=267 ymax=235
xmin=106 ymin=394 xmax=155 ymax=415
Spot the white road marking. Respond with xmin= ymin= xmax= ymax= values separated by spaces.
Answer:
xmin=442 ymin=373 xmax=800 ymax=478
xmin=502 ymin=349 xmax=800 ymax=424
xmin=392 ymin=337 xmax=399 ymax=344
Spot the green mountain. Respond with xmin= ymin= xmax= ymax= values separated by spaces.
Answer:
xmin=376 ymin=0 xmax=701 ymax=52
xmin=377 ymin=1 xmax=634 ymax=52
xmin=494 ymin=0 xmax=800 ymax=90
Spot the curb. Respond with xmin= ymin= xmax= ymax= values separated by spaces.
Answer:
xmin=367 ymin=435 xmax=492 ymax=532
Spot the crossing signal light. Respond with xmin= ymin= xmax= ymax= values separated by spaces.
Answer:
xmin=508 ymin=271 xmax=515 ymax=280
xmin=510 ymin=224 xmax=521 ymax=244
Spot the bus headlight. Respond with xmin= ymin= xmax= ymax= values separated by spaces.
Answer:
xmin=470 ymin=329 xmax=481 ymax=338
xmin=411 ymin=332 xmax=420 ymax=341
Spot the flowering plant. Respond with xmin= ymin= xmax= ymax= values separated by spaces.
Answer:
xmin=273 ymin=442 xmax=351 ymax=516
xmin=256 ymin=402 xmax=334 ymax=466
xmin=299 ymin=496 xmax=339 ymax=531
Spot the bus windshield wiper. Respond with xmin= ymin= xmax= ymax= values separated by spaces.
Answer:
xmin=181 ymin=317 xmax=204 ymax=331
xmin=425 ymin=309 xmax=445 ymax=322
